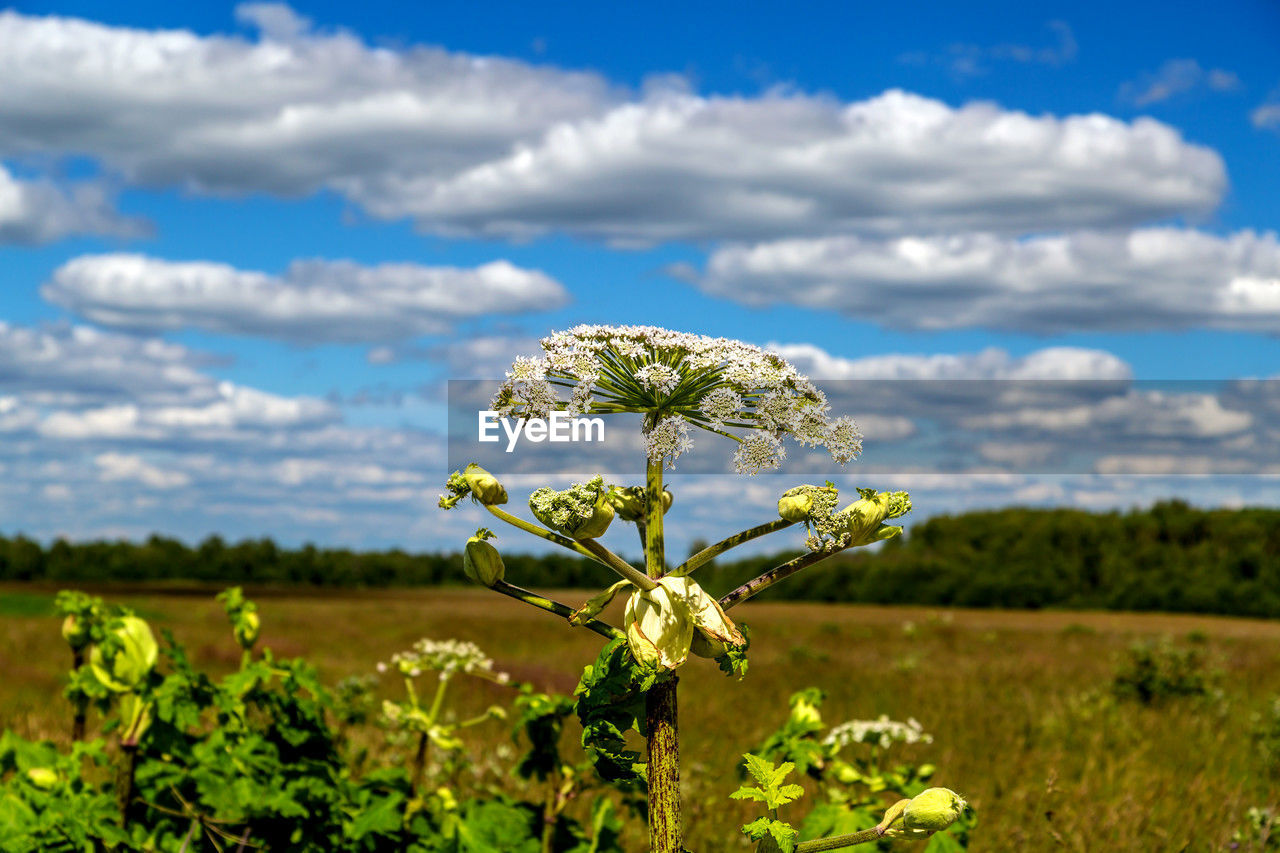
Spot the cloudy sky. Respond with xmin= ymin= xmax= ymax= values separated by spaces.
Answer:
xmin=2 ymin=1 xmax=1279 ymax=553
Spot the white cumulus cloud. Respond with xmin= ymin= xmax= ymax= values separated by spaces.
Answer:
xmin=0 ymin=164 xmax=140 ymax=244
xmin=384 ymin=90 xmax=1224 ymax=244
xmin=698 ymin=228 xmax=1280 ymax=333
xmin=43 ymin=254 xmax=569 ymax=343
xmin=0 ymin=10 xmax=1225 ymax=246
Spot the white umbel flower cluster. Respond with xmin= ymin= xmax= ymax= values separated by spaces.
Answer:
xmin=377 ymin=638 xmax=509 ymax=683
xmin=823 ymin=715 xmax=933 ymax=751
xmin=491 ymin=324 xmax=863 ymax=474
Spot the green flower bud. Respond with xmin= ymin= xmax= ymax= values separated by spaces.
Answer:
xmin=89 ymin=616 xmax=158 ymax=693
xmin=624 ymin=576 xmax=744 ymax=668
xmin=624 ymin=580 xmax=695 ymax=670
xmin=777 ymin=483 xmax=839 ymax=523
xmin=832 ymin=761 xmax=859 ymax=785
xmin=777 ymin=489 xmax=814 ymax=522
xmin=233 ymin=610 xmax=260 ymax=649
xmin=836 ymin=489 xmax=911 ymax=546
xmin=883 ymin=787 xmax=966 ymax=839
xmin=25 ymin=768 xmax=58 ymax=790
xmin=606 ymin=485 xmax=673 ymax=521
xmin=61 ymin=614 xmax=91 ymax=651
xmin=530 ymin=476 xmax=615 ymax=540
xmin=669 ymin=576 xmax=745 ymax=660
xmin=463 ymin=528 xmax=505 ymax=587
xmin=463 ymin=464 xmax=508 ymax=506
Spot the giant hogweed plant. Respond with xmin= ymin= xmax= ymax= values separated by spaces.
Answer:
xmin=439 ymin=325 xmax=969 ymax=852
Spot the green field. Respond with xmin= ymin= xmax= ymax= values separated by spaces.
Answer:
xmin=3 ymin=584 xmax=1279 ymax=851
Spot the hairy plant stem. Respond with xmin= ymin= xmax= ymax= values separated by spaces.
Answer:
xmin=115 ymin=743 xmax=139 ymax=827
xmin=644 ymin=457 xmax=683 ymax=853
xmin=491 ymin=580 xmax=624 ymax=640
xmin=793 ymin=828 xmax=887 ymax=850
xmin=717 ymin=547 xmax=848 ymax=611
xmin=71 ymin=649 xmax=86 ymax=741
xmin=668 ymin=518 xmax=795 ymax=578
xmin=485 ymin=504 xmax=656 ymax=590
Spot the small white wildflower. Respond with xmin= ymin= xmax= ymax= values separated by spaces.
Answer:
xmin=700 ymin=387 xmax=742 ymax=427
xmin=733 ymin=433 xmax=786 ymax=475
xmin=824 ymin=715 xmax=933 ymax=751
xmin=824 ymin=416 xmax=863 ymax=465
xmin=506 ymin=355 xmax=547 ymax=381
xmin=635 ymin=363 xmax=681 ymax=396
xmin=645 ymin=415 xmax=694 ymax=468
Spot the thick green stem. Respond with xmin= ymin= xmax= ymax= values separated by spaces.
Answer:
xmin=491 ymin=580 xmax=624 ymax=640
xmin=411 ymin=732 xmax=429 ymax=793
xmin=540 ymin=777 xmax=558 ymax=853
xmin=71 ymin=649 xmax=86 ymax=742
xmin=793 ymin=828 xmax=886 ymax=851
xmin=115 ymin=744 xmax=139 ymax=828
xmin=644 ymin=457 xmax=683 ymax=853
xmin=668 ymin=518 xmax=795 ymax=578
xmin=718 ymin=547 xmax=847 ymax=611
xmin=578 ymin=538 xmax=657 ymax=591
xmin=485 ymin=504 xmax=656 ymax=590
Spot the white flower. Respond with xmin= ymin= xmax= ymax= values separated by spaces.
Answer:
xmin=506 ymin=355 xmax=547 ymax=381
xmin=733 ymin=433 xmax=786 ymax=475
xmin=635 ymin=363 xmax=681 ymax=396
xmin=699 ymin=386 xmax=742 ymax=427
xmin=645 ymin=415 xmax=693 ymax=468
xmin=823 ymin=715 xmax=933 ymax=751
xmin=492 ymin=325 xmax=865 ymax=472
xmin=825 ymin=416 xmax=863 ymax=465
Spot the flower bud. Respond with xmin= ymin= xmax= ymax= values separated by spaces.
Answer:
xmin=903 ymin=787 xmax=966 ymax=834
xmin=89 ymin=615 xmax=158 ymax=693
xmin=606 ymin=486 xmax=673 ymax=521
xmin=777 ymin=489 xmax=814 ymax=522
xmin=669 ymin=576 xmax=745 ymax=660
xmin=233 ymin=610 xmax=260 ymax=649
xmin=26 ymin=767 xmax=58 ymax=790
xmin=624 ymin=581 xmax=694 ymax=670
xmin=61 ymin=614 xmax=91 ymax=651
xmin=836 ymin=489 xmax=911 ymax=547
xmin=624 ymin=576 xmax=744 ymax=668
xmin=882 ymin=787 xmax=966 ymax=839
xmin=463 ymin=529 xmax=505 ymax=587
xmin=463 ymin=464 xmax=508 ymax=506
xmin=530 ymin=476 xmax=615 ymax=540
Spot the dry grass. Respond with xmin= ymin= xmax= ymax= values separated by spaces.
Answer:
xmin=3 ymin=583 xmax=1279 ymax=851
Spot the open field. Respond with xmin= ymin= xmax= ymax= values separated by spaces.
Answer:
xmin=3 ymin=583 xmax=1279 ymax=851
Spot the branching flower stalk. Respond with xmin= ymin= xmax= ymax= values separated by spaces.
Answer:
xmin=439 ymin=325 xmax=952 ymax=852
xmin=377 ymin=638 xmax=510 ymax=794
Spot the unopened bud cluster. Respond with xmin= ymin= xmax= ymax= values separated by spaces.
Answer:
xmin=779 ymin=484 xmax=912 ymax=552
xmin=439 ymin=464 xmax=508 ymax=510
xmin=529 ymin=475 xmax=615 ymax=540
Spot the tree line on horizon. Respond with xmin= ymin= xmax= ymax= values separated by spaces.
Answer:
xmin=2 ymin=500 xmax=1278 ymax=617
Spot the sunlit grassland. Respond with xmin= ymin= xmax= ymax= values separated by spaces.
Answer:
xmin=3 ymin=583 xmax=1279 ymax=851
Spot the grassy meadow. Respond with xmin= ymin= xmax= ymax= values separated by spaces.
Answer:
xmin=2 ymin=583 xmax=1279 ymax=851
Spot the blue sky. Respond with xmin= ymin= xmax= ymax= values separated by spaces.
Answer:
xmin=1 ymin=2 xmax=1279 ymax=552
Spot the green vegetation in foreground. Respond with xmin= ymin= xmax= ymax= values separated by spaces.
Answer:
xmin=3 ymin=500 xmax=1280 ymax=616
xmin=2 ymin=587 xmax=1278 ymax=850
